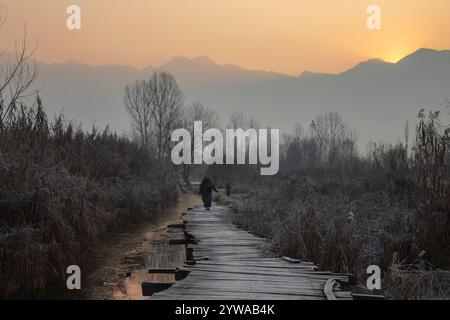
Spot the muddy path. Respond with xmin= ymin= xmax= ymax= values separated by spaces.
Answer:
xmin=83 ymin=192 xmax=201 ymax=300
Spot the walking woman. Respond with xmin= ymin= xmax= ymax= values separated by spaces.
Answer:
xmin=199 ymin=177 xmax=218 ymax=210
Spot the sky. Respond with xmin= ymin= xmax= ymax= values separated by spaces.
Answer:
xmin=1 ymin=0 xmax=449 ymax=75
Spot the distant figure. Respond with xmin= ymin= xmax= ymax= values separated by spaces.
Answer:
xmin=199 ymin=176 xmax=218 ymax=210
xmin=225 ymin=182 xmax=232 ymax=197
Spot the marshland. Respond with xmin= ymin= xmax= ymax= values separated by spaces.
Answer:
xmin=1 ymin=5 xmax=450 ymax=300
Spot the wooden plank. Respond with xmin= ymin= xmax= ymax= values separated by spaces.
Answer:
xmin=150 ymin=204 xmax=353 ymax=300
xmin=167 ymin=223 xmax=186 ymax=229
xmin=153 ymin=292 xmax=328 ymax=300
xmin=324 ymin=279 xmax=337 ymax=300
xmin=169 ymin=239 xmax=197 ymax=245
xmin=176 ymin=280 xmax=325 ymax=291
xmin=148 ymin=268 xmax=178 ymax=274
xmin=352 ymin=293 xmax=385 ymax=300
xmin=182 ymin=271 xmax=344 ymax=283
xmin=282 ymin=256 xmax=302 ymax=264
xmin=142 ymin=281 xmax=174 ymax=296
xmin=180 ymin=266 xmax=350 ymax=282
xmin=192 ymin=261 xmax=317 ymax=270
xmin=175 ymin=269 xmax=190 ymax=281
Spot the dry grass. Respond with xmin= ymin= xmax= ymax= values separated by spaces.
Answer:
xmin=384 ymin=258 xmax=450 ymax=299
xmin=227 ymin=111 xmax=450 ymax=299
xmin=233 ymin=175 xmax=449 ymax=299
xmin=0 ymin=100 xmax=177 ymax=298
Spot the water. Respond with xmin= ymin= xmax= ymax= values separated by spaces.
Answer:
xmin=85 ymin=192 xmax=201 ymax=300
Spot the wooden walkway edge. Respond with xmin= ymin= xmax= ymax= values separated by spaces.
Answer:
xmin=148 ymin=205 xmax=354 ymax=300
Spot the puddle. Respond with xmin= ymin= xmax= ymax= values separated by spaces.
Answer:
xmin=85 ymin=192 xmax=201 ymax=300
xmin=113 ymin=241 xmax=188 ymax=299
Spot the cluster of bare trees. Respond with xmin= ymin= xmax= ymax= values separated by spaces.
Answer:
xmin=124 ymin=72 xmax=184 ymax=159
xmin=311 ymin=112 xmax=358 ymax=168
xmin=125 ymin=77 xmax=276 ymax=182
xmin=125 ymin=71 xmax=362 ymax=179
xmin=281 ymin=112 xmax=358 ymax=172
xmin=124 ymin=72 xmax=220 ymax=182
xmin=0 ymin=7 xmax=38 ymax=131
xmin=180 ymin=101 xmax=219 ymax=181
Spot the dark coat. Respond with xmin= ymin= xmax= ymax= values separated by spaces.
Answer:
xmin=199 ymin=179 xmax=217 ymax=208
xmin=225 ymin=183 xmax=231 ymax=196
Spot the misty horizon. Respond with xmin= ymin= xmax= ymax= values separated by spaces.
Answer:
xmin=2 ymin=0 xmax=450 ymax=304
xmin=28 ymin=46 xmax=450 ymax=152
xmin=31 ymin=47 xmax=449 ymax=77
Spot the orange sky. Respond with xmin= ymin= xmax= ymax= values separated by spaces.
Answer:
xmin=1 ymin=0 xmax=449 ymax=75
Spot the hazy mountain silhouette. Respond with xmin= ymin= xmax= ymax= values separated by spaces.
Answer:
xmin=34 ymin=48 xmax=450 ymax=147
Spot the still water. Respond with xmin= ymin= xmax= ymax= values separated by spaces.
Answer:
xmin=85 ymin=192 xmax=201 ymax=300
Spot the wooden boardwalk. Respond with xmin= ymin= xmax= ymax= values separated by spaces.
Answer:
xmin=149 ymin=205 xmax=354 ymax=300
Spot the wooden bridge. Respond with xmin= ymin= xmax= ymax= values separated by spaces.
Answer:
xmin=144 ymin=205 xmax=355 ymax=300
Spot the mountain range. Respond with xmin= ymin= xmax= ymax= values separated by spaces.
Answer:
xmin=34 ymin=48 xmax=450 ymax=148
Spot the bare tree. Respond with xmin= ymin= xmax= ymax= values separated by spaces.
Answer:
xmin=311 ymin=112 xmax=356 ymax=169
xmin=229 ymin=111 xmax=245 ymax=130
xmin=247 ymin=117 xmax=260 ymax=130
xmin=124 ymin=71 xmax=184 ymax=159
xmin=124 ymin=80 xmax=152 ymax=147
xmin=146 ymin=72 xmax=184 ymax=159
xmin=282 ymin=112 xmax=357 ymax=172
xmin=181 ymin=101 xmax=219 ymax=182
xmin=404 ymin=118 xmax=409 ymax=157
xmin=187 ymin=101 xmax=219 ymax=132
xmin=0 ymin=7 xmax=38 ymax=130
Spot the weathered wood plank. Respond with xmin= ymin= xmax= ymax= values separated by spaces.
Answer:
xmin=148 ymin=268 xmax=178 ymax=274
xmin=282 ymin=256 xmax=302 ymax=264
xmin=324 ymin=278 xmax=337 ymax=300
xmin=167 ymin=223 xmax=186 ymax=229
xmin=142 ymin=281 xmax=174 ymax=296
xmin=192 ymin=261 xmax=317 ymax=270
xmin=151 ymin=204 xmax=353 ymax=300
xmin=179 ymin=266 xmax=350 ymax=282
